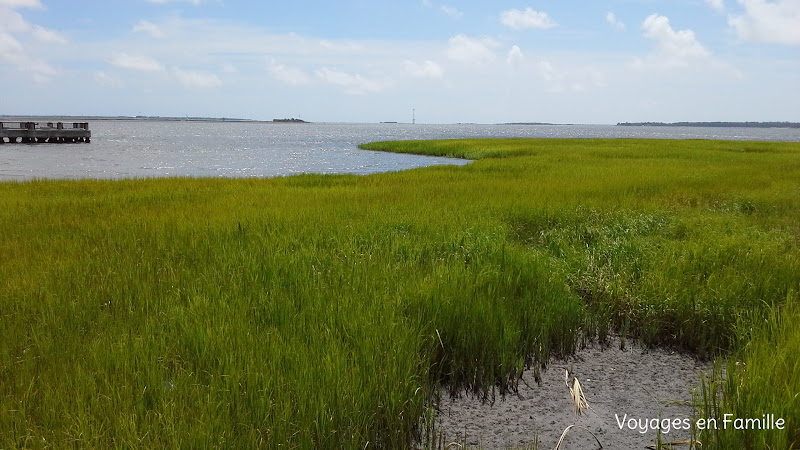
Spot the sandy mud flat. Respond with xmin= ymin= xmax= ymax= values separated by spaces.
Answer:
xmin=430 ymin=338 xmax=713 ymax=449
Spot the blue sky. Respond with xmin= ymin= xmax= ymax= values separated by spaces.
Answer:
xmin=1 ymin=0 xmax=798 ymax=123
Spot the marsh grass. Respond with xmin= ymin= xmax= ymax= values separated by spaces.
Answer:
xmin=698 ymin=300 xmax=800 ymax=449
xmin=1 ymin=138 xmax=799 ymax=447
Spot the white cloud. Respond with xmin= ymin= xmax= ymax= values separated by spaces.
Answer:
xmin=0 ymin=8 xmax=65 ymax=42
xmin=30 ymin=25 xmax=65 ymax=43
xmin=0 ymin=0 xmax=42 ymax=8
xmin=506 ymin=45 xmax=524 ymax=68
xmin=531 ymin=60 xmax=607 ymax=94
xmin=0 ymin=5 xmax=62 ymax=82
xmin=635 ymin=14 xmax=710 ymax=70
xmin=0 ymin=32 xmax=57 ymax=82
xmin=110 ymin=52 xmax=165 ymax=72
xmin=445 ymin=34 xmax=498 ymax=65
xmin=500 ymin=8 xmax=556 ymax=30
xmin=538 ymin=61 xmax=555 ymax=81
xmin=538 ymin=60 xmax=565 ymax=84
xmin=0 ymin=8 xmax=29 ymax=32
xmin=133 ymin=20 xmax=166 ymax=38
xmin=315 ymin=67 xmax=394 ymax=95
xmin=0 ymin=31 xmax=23 ymax=53
xmin=606 ymin=12 xmax=626 ymax=30
xmin=173 ymin=67 xmax=222 ymax=88
xmin=729 ymin=0 xmax=800 ymax=45
xmin=537 ymin=60 xmax=571 ymax=92
xmin=404 ymin=59 xmax=444 ymax=79
xmin=268 ymin=58 xmax=310 ymax=85
xmin=440 ymin=5 xmax=463 ymax=18
xmin=94 ymin=71 xmax=124 ymax=88
xmin=587 ymin=67 xmax=608 ymax=89
xmin=705 ymin=0 xmax=726 ymax=11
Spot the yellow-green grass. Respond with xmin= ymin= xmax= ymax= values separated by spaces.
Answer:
xmin=1 ymin=138 xmax=799 ymax=448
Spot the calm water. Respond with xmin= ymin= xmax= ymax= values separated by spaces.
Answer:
xmin=1 ymin=121 xmax=799 ymax=181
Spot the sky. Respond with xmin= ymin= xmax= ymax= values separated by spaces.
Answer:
xmin=1 ymin=0 xmax=799 ymax=124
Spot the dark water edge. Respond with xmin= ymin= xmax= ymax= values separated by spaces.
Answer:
xmin=1 ymin=121 xmax=799 ymax=181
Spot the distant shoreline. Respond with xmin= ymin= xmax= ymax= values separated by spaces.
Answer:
xmin=0 ymin=115 xmax=265 ymax=123
xmin=0 ymin=115 xmax=318 ymax=124
xmin=617 ymin=121 xmax=800 ymax=129
xmin=2 ymin=116 xmax=798 ymax=128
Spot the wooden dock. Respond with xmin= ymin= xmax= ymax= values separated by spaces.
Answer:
xmin=0 ymin=122 xmax=91 ymax=144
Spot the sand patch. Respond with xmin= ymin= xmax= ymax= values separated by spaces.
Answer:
xmin=429 ymin=338 xmax=712 ymax=449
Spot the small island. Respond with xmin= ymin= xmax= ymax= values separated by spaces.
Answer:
xmin=273 ymin=118 xmax=308 ymax=123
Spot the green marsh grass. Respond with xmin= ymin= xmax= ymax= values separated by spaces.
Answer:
xmin=1 ymin=138 xmax=799 ymax=447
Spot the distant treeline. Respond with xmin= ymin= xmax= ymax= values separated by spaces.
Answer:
xmin=501 ymin=122 xmax=557 ymax=126
xmin=617 ymin=121 xmax=800 ymax=129
xmin=1 ymin=115 xmax=254 ymax=122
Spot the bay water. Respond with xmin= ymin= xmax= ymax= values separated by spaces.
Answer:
xmin=1 ymin=120 xmax=798 ymax=181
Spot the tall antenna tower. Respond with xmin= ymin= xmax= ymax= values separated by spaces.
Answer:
xmin=412 ymin=108 xmax=415 ymax=125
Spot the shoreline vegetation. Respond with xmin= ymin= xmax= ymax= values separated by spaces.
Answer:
xmin=617 ymin=121 xmax=800 ymax=128
xmin=0 ymin=115 xmax=260 ymax=122
xmin=272 ymin=118 xmax=308 ymax=123
xmin=1 ymin=138 xmax=799 ymax=448
xmin=0 ymin=115 xmax=306 ymax=124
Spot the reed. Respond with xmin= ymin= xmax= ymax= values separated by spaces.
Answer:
xmin=564 ymin=370 xmax=590 ymax=416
